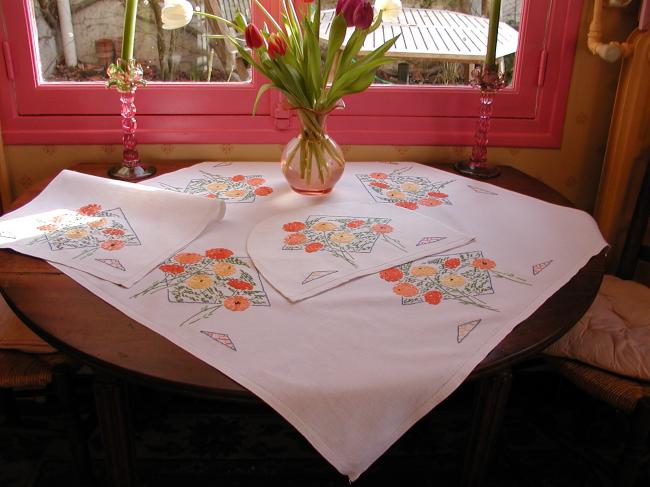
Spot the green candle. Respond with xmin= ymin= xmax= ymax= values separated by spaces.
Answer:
xmin=485 ymin=0 xmax=501 ymax=69
xmin=121 ymin=0 xmax=138 ymax=61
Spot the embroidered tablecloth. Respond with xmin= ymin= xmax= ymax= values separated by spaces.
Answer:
xmin=0 ymin=170 xmax=225 ymax=287
xmin=51 ymin=161 xmax=607 ymax=480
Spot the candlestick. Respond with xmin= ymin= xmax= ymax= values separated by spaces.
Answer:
xmin=485 ymin=0 xmax=501 ymax=69
xmin=121 ymin=0 xmax=138 ymax=61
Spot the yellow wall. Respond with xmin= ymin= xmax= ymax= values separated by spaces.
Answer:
xmin=1 ymin=2 xmax=638 ymax=212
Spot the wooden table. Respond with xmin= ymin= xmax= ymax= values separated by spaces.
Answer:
xmin=0 ymin=162 xmax=605 ymax=487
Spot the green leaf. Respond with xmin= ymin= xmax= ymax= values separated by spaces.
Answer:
xmin=322 ymin=13 xmax=347 ymax=87
xmin=252 ymin=83 xmax=274 ymax=115
xmin=233 ymin=11 xmax=247 ymax=31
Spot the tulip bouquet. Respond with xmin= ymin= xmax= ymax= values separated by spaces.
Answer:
xmin=161 ymin=0 xmax=400 ymax=192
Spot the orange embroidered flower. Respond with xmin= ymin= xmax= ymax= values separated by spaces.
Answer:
xmin=472 ymin=258 xmax=496 ymax=270
xmin=159 ymin=264 xmax=185 ymax=274
xmin=224 ymin=295 xmax=250 ymax=311
xmin=440 ymin=274 xmax=466 ymax=288
xmin=231 ymin=175 xmax=246 ymax=182
xmin=312 ymin=221 xmax=337 ymax=232
xmin=88 ymin=218 xmax=108 ymax=228
xmin=346 ymin=219 xmax=365 ymax=229
xmin=205 ymin=248 xmax=233 ymax=259
xmin=224 ymin=189 xmax=247 ymax=198
xmin=379 ymin=267 xmax=403 ymax=281
xmin=370 ymin=181 xmax=389 ymax=189
xmin=305 ymin=242 xmax=324 ymax=253
xmin=65 ymin=229 xmax=88 ymax=239
xmin=400 ymin=182 xmax=420 ymax=193
xmin=424 ymin=290 xmax=443 ymax=305
xmin=254 ymin=186 xmax=273 ymax=196
xmin=206 ymin=194 xmax=218 ymax=199
xmin=206 ymin=182 xmax=229 ymax=192
xmin=247 ymin=177 xmax=266 ymax=186
xmin=227 ymin=279 xmax=254 ymax=290
xmin=102 ymin=228 xmax=125 ymax=236
xmin=428 ymin=192 xmax=448 ymax=198
xmin=419 ymin=198 xmax=442 ymax=207
xmin=444 ymin=258 xmax=461 ymax=269
xmin=187 ymin=274 xmax=213 ymax=289
xmin=283 ymin=221 xmax=306 ymax=232
xmin=392 ymin=282 xmax=419 ymax=297
xmin=174 ymin=252 xmax=203 ymax=264
xmin=212 ymin=262 xmax=236 ymax=277
xmin=369 ymin=172 xmax=388 ymax=179
xmin=77 ymin=204 xmax=102 ymax=216
xmin=37 ymin=224 xmax=57 ymax=232
xmin=284 ymin=233 xmax=307 ymax=245
xmin=371 ymin=223 xmax=394 ymax=234
xmin=330 ymin=231 xmax=355 ymax=244
xmin=385 ymin=189 xmax=405 ymax=200
xmin=410 ymin=265 xmax=437 ymax=277
xmin=396 ymin=201 xmax=418 ymax=210
xmin=100 ymin=240 xmax=125 ymax=251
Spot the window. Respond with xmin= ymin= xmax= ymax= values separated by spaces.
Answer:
xmin=0 ymin=0 xmax=582 ymax=147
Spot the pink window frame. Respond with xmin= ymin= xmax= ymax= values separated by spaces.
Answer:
xmin=0 ymin=0 xmax=582 ymax=147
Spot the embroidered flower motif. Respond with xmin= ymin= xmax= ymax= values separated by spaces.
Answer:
xmin=231 ymin=175 xmax=246 ymax=182
xmin=305 ymin=242 xmax=324 ymax=253
xmin=410 ymin=265 xmax=437 ymax=277
xmin=174 ymin=252 xmax=203 ymax=264
xmin=187 ymin=274 xmax=214 ymax=289
xmin=206 ymin=182 xmax=229 ymax=192
xmin=37 ymin=224 xmax=58 ymax=232
xmin=369 ymin=172 xmax=388 ymax=179
xmin=419 ymin=198 xmax=443 ymax=207
xmin=100 ymin=240 xmax=125 ymax=251
xmin=312 ymin=221 xmax=337 ymax=232
xmin=443 ymin=258 xmax=461 ymax=269
xmin=206 ymin=194 xmax=218 ymax=199
xmin=88 ymin=218 xmax=108 ymax=228
xmin=346 ymin=219 xmax=365 ymax=229
xmin=247 ymin=177 xmax=266 ymax=186
xmin=254 ymin=186 xmax=274 ymax=196
xmin=224 ymin=295 xmax=250 ymax=312
xmin=227 ymin=279 xmax=254 ymax=291
xmin=371 ymin=223 xmax=394 ymax=234
xmin=66 ymin=229 xmax=89 ymax=239
xmin=329 ymin=231 xmax=355 ymax=244
xmin=472 ymin=258 xmax=496 ymax=270
xmin=428 ymin=192 xmax=448 ymax=198
xmin=396 ymin=201 xmax=418 ymax=210
xmin=77 ymin=204 xmax=102 ymax=216
xmin=205 ymin=248 xmax=233 ymax=259
xmin=392 ymin=282 xmax=419 ymax=297
xmin=159 ymin=264 xmax=185 ymax=274
xmin=440 ymin=274 xmax=466 ymax=288
xmin=370 ymin=181 xmax=389 ymax=189
xmin=400 ymin=182 xmax=420 ymax=192
xmin=224 ymin=189 xmax=247 ymax=198
xmin=212 ymin=262 xmax=237 ymax=277
xmin=385 ymin=189 xmax=405 ymax=199
xmin=379 ymin=267 xmax=403 ymax=281
xmin=284 ymin=233 xmax=307 ymax=245
xmin=424 ymin=290 xmax=442 ymax=305
xmin=102 ymin=228 xmax=126 ymax=236
xmin=283 ymin=221 xmax=306 ymax=232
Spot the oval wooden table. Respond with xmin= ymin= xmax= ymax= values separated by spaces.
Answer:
xmin=0 ymin=162 xmax=606 ymax=487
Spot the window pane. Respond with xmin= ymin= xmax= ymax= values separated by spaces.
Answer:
xmin=320 ymin=0 xmax=521 ymax=86
xmin=32 ymin=0 xmax=251 ymax=83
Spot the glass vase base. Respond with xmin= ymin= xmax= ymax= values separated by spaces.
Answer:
xmin=454 ymin=160 xmax=501 ymax=179
xmin=108 ymin=163 xmax=157 ymax=181
xmin=289 ymin=186 xmax=334 ymax=196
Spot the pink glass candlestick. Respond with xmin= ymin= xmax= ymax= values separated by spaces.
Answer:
xmin=107 ymin=59 xmax=155 ymax=180
xmin=454 ymin=66 xmax=505 ymax=179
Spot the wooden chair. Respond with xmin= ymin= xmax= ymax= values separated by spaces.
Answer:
xmin=545 ymin=159 xmax=650 ymax=487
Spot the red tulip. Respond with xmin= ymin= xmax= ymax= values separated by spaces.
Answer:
xmin=244 ymin=24 xmax=265 ymax=49
xmin=267 ymin=33 xmax=288 ymax=59
xmin=336 ymin=0 xmax=361 ymax=27
xmin=353 ymin=1 xmax=373 ymax=29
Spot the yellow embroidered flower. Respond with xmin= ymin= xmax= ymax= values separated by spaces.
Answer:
xmin=206 ymin=182 xmax=229 ymax=192
xmin=65 ymin=228 xmax=88 ymax=239
xmin=400 ymin=182 xmax=421 ymax=193
xmin=329 ymin=231 xmax=355 ymax=244
xmin=440 ymin=274 xmax=466 ymax=288
xmin=187 ymin=274 xmax=213 ymax=289
xmin=224 ymin=189 xmax=247 ymax=198
xmin=212 ymin=262 xmax=236 ymax=277
xmin=410 ymin=265 xmax=437 ymax=277
xmin=311 ymin=221 xmax=337 ymax=232
xmin=385 ymin=189 xmax=405 ymax=200
xmin=87 ymin=218 xmax=108 ymax=228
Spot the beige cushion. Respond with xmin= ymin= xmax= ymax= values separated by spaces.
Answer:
xmin=545 ymin=275 xmax=650 ymax=381
xmin=0 ymin=295 xmax=56 ymax=353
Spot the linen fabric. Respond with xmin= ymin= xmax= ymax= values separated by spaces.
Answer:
xmin=0 ymin=170 xmax=225 ymax=287
xmin=545 ymin=275 xmax=650 ymax=381
xmin=247 ymin=202 xmax=474 ymax=301
xmin=51 ymin=162 xmax=607 ymax=481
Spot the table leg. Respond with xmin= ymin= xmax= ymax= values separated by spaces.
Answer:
xmin=460 ymin=368 xmax=512 ymax=487
xmin=93 ymin=375 xmax=138 ymax=487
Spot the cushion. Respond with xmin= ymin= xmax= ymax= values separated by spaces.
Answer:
xmin=545 ymin=275 xmax=650 ymax=381
xmin=0 ymin=296 xmax=56 ymax=354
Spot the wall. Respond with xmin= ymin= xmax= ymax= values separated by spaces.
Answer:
xmin=1 ymin=1 xmax=638 ymax=212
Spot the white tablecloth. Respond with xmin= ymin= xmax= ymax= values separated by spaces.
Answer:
xmin=52 ymin=162 xmax=607 ymax=480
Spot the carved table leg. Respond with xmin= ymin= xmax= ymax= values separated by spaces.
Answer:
xmin=460 ymin=368 xmax=512 ymax=487
xmin=93 ymin=375 xmax=138 ymax=487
